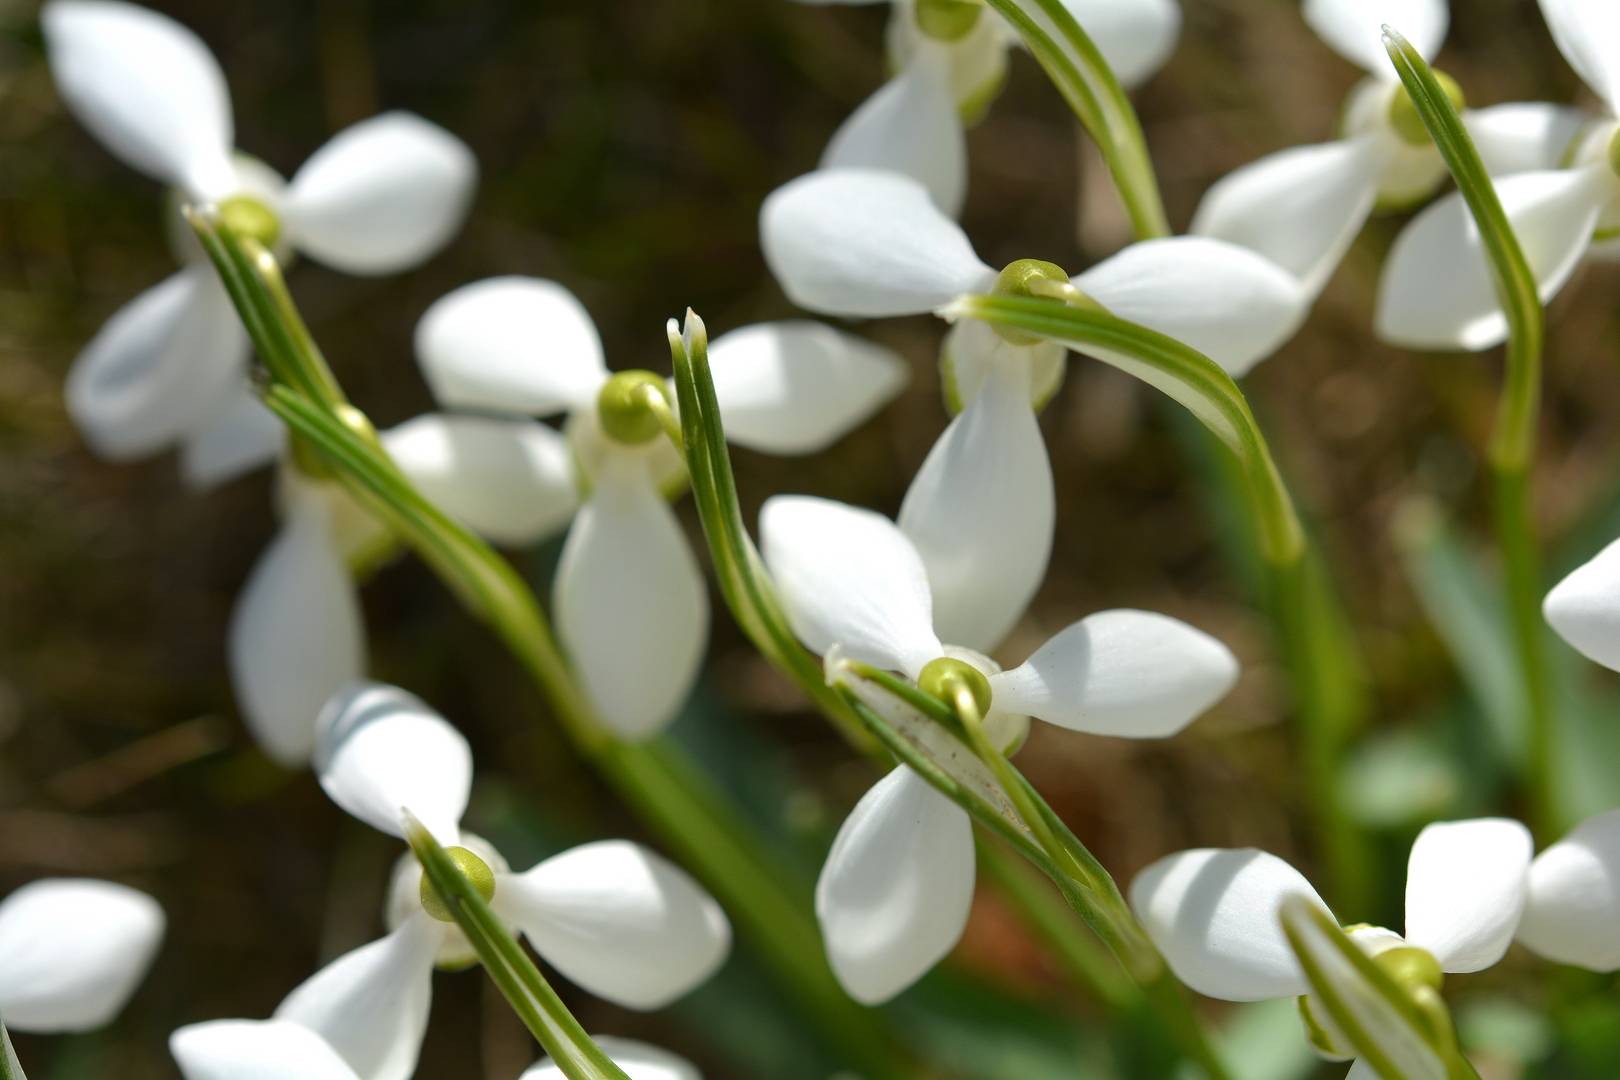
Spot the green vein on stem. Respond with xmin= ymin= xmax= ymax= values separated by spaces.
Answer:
xmin=407 ymin=818 xmax=630 ymax=1080
xmin=192 ymin=217 xmax=909 ymax=1079
xmin=1384 ymin=27 xmax=1557 ymax=838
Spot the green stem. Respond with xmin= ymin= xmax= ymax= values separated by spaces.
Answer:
xmin=981 ymin=0 xmax=1170 ymax=238
xmin=193 ymin=220 xmax=908 ymax=1078
xmin=1384 ymin=29 xmax=1555 ymax=838
xmin=408 ymin=820 xmax=630 ymax=1080
xmin=0 ymin=1019 xmax=21 ymax=1080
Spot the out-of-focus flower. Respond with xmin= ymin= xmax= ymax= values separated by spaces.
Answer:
xmin=1376 ymin=0 xmax=1620 ymax=348
xmin=522 ymin=1038 xmax=702 ymax=1080
xmin=0 ymin=878 xmax=164 ymax=1033
xmin=414 ymin=277 xmax=907 ymax=739
xmin=763 ymin=167 xmax=1303 ymax=642
xmin=255 ymin=682 xmax=731 ymax=1080
xmin=760 ymin=494 xmax=1237 ymax=1002
xmin=795 ymin=0 xmax=1180 ymax=215
xmin=1131 ymin=819 xmax=1531 ymax=1068
xmin=1516 ymin=808 xmax=1620 ymax=971
xmin=229 ymin=415 xmax=576 ymax=765
xmin=1194 ymin=0 xmax=1586 ymax=302
xmin=1543 ymin=534 xmax=1620 ymax=674
xmin=43 ymin=1 xmax=476 ymax=480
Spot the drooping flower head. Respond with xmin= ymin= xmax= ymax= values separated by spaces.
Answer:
xmin=1131 ymin=819 xmax=1532 ymax=1068
xmin=414 ymin=277 xmax=907 ymax=739
xmin=762 ymin=494 xmax=1239 ymax=1001
xmin=798 ymin=0 xmax=1181 ymax=215
xmin=256 ymin=682 xmax=731 ymax=1080
xmin=43 ymin=1 xmax=476 ymax=480
xmin=1196 ymin=0 xmax=1586 ymax=302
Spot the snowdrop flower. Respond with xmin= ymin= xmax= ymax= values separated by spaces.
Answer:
xmin=44 ymin=1 xmax=476 ymax=481
xmin=1131 ymin=818 xmax=1532 ymax=1068
xmin=171 ymin=1020 xmax=701 ymax=1080
xmin=1516 ymin=808 xmax=1620 ymax=971
xmin=763 ymin=167 xmax=1304 ymax=644
xmin=414 ymin=277 xmax=906 ymax=739
xmin=799 ymin=0 xmax=1180 ymax=216
xmin=522 ymin=1039 xmax=701 ymax=1080
xmin=760 ymin=494 xmax=1238 ymax=1002
xmin=230 ymin=414 xmax=577 ymax=765
xmin=1194 ymin=0 xmax=1586 ymax=302
xmin=262 ymin=682 xmax=730 ymax=1080
xmin=0 ymin=878 xmax=164 ymax=1033
xmin=1378 ymin=0 xmax=1620 ymax=349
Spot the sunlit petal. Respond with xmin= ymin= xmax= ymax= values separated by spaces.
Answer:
xmin=1402 ymin=818 xmax=1531 ymax=972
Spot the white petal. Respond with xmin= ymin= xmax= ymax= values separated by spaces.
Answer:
xmin=554 ymin=459 xmax=707 ymax=739
xmin=1191 ymin=137 xmax=1384 ymax=296
xmin=1059 ymin=0 xmax=1180 ymax=88
xmin=1545 ymin=535 xmax=1620 ymax=672
xmin=1538 ymin=0 xmax=1620 ymax=114
xmin=383 ymin=413 xmax=578 ymax=546
xmin=180 ymin=376 xmax=285 ymax=489
xmin=815 ymin=766 xmax=976 ymax=1004
xmin=705 ymin=321 xmax=907 ymax=455
xmin=172 ymin=1020 xmax=360 ymax=1080
xmin=0 ymin=879 xmax=163 ymax=1032
xmin=273 ymin=915 xmax=441 ymax=1080
xmin=1074 ymin=237 xmax=1307 ymax=377
xmin=497 ymin=840 xmax=730 ymax=1010
xmin=228 ymin=505 xmax=365 ymax=766
xmin=1517 ymin=809 xmax=1620 ymax=970
xmin=65 ymin=270 xmax=245 ymax=461
xmin=42 ymin=0 xmax=236 ymax=196
xmin=520 ymin=1038 xmax=700 ymax=1080
xmin=314 ymin=681 xmax=470 ymax=845
xmin=760 ymin=168 xmax=992 ymax=317
xmin=1402 ymin=818 xmax=1531 ymax=972
xmin=1375 ymin=167 xmax=1610 ymax=351
xmin=415 ymin=276 xmax=607 ymax=415
xmin=898 ymin=361 xmax=1050 ymax=652
xmin=284 ymin=112 xmax=476 ymax=275
xmin=1129 ymin=848 xmax=1328 ymax=1001
xmin=1303 ymin=0 xmax=1447 ymax=74
xmin=760 ymin=495 xmax=942 ymax=676
xmin=1465 ymin=102 xmax=1590 ymax=176
xmin=989 ymin=609 xmax=1238 ymax=737
xmin=822 ymin=46 xmax=966 ymax=217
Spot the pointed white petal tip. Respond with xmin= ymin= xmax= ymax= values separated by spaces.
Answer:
xmin=816 ymin=766 xmax=975 ymax=1003
xmin=313 ymin=681 xmax=471 ymax=845
xmin=1518 ymin=808 xmax=1620 ymax=971
xmin=0 ymin=878 xmax=165 ymax=1033
xmin=1403 ymin=817 xmax=1531 ymax=972
xmin=498 ymin=840 xmax=731 ymax=1010
xmin=1129 ymin=848 xmax=1326 ymax=1002
xmin=989 ymin=610 xmax=1238 ymax=738
xmin=1544 ymin=537 xmax=1620 ymax=673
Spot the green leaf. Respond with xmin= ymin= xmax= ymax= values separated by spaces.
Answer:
xmin=407 ymin=820 xmax=631 ymax=1080
xmin=0 ymin=1018 xmax=23 ymax=1080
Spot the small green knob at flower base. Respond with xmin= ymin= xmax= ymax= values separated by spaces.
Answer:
xmin=419 ymin=845 xmax=497 ymax=922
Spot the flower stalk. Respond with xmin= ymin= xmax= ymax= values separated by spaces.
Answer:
xmin=188 ymin=211 xmax=907 ymax=1078
xmin=1384 ymin=27 xmax=1557 ymax=837
xmin=981 ymin=0 xmax=1169 ymax=238
xmin=406 ymin=818 xmax=630 ymax=1080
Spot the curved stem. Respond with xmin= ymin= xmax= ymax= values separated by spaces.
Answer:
xmin=1384 ymin=29 xmax=1556 ymax=837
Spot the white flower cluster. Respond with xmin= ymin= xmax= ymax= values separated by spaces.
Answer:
xmin=19 ymin=0 xmax=1620 ymax=1076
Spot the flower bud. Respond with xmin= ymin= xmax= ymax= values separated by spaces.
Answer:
xmin=418 ymin=845 xmax=497 ymax=922
xmin=597 ymin=370 xmax=671 ymax=446
xmin=1388 ymin=69 xmax=1465 ymax=147
xmin=915 ymin=0 xmax=982 ymax=42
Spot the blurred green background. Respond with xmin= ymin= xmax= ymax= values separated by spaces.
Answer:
xmin=5 ymin=0 xmax=1620 ymax=1076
